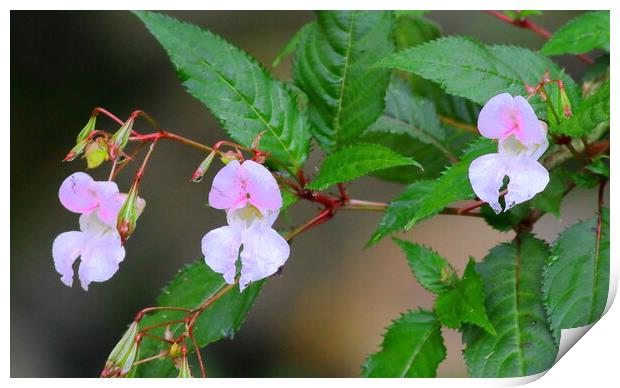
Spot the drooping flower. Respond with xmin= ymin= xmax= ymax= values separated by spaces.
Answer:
xmin=468 ymin=94 xmax=550 ymax=213
xmin=202 ymin=160 xmax=289 ymax=290
xmin=202 ymin=207 xmax=290 ymax=291
xmin=53 ymin=172 xmax=145 ymax=290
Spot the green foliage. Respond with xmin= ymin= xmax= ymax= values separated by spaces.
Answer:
xmin=541 ymin=11 xmax=610 ymax=56
xmin=306 ymin=143 xmax=421 ymax=191
xmin=481 ymin=203 xmax=530 ymax=232
xmin=135 ymin=11 xmax=310 ymax=173
xmin=542 ymin=208 xmax=610 ymax=342
xmin=361 ymin=77 xmax=457 ymax=182
xmin=377 ymin=36 xmax=579 ymax=117
xmin=586 ymin=157 xmax=610 ymax=178
xmin=294 ymin=11 xmax=395 ymax=151
xmin=272 ymin=23 xmax=313 ymax=68
xmin=362 ymin=310 xmax=446 ymax=377
xmin=531 ymin=167 xmax=572 ymax=218
xmin=280 ymin=187 xmax=300 ymax=211
xmin=555 ymin=81 xmax=610 ymax=137
xmin=368 ymin=138 xmax=496 ymax=246
xmin=435 ymin=259 xmax=496 ymax=335
xmin=135 ymin=261 xmax=263 ymax=377
xmin=393 ymin=238 xmax=456 ymax=294
xmin=394 ymin=13 xmax=441 ymax=51
xmin=369 ymin=78 xmax=445 ymax=142
xmin=367 ymin=180 xmax=435 ymax=245
xmin=463 ymin=235 xmax=557 ymax=377
xmin=394 ymin=240 xmax=495 ymax=335
xmin=502 ymin=11 xmax=543 ymax=19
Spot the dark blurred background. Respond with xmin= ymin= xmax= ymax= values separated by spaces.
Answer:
xmin=11 ymin=10 xmax=605 ymax=377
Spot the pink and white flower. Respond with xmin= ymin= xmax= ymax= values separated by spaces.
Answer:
xmin=202 ymin=160 xmax=289 ymax=291
xmin=468 ymin=93 xmax=550 ymax=213
xmin=208 ymin=160 xmax=282 ymax=215
xmin=53 ymin=172 xmax=145 ymax=290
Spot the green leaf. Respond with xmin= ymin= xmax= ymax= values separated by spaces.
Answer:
xmin=280 ymin=187 xmax=299 ymax=212
xmin=435 ymin=258 xmax=496 ymax=335
xmin=463 ymin=235 xmax=557 ymax=377
xmin=586 ymin=157 xmax=610 ymax=178
xmin=272 ymin=23 xmax=313 ymax=68
xmin=135 ymin=11 xmax=310 ymax=173
xmin=360 ymin=77 xmax=474 ymax=183
xmin=369 ymin=78 xmax=445 ymax=142
xmin=541 ymin=11 xmax=610 ymax=56
xmin=368 ymin=138 xmax=495 ymax=246
xmin=362 ymin=310 xmax=446 ymax=377
xmin=135 ymin=260 xmax=263 ymax=377
xmin=542 ymin=208 xmax=610 ymax=342
xmin=480 ymin=203 xmax=530 ymax=232
xmin=393 ymin=238 xmax=457 ymax=294
xmin=555 ymin=81 xmax=609 ymax=137
xmin=572 ymin=170 xmax=601 ymax=189
xmin=377 ymin=36 xmax=579 ymax=118
xmin=294 ymin=11 xmax=395 ymax=151
xmin=306 ymin=143 xmax=421 ymax=191
xmin=530 ymin=166 xmax=572 ymax=218
xmin=394 ymin=13 xmax=441 ymax=51
xmin=367 ymin=180 xmax=435 ymax=244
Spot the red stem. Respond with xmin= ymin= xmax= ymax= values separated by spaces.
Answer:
xmin=484 ymin=10 xmax=594 ymax=64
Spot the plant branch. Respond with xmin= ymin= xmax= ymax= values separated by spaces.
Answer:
xmin=438 ymin=115 xmax=479 ymax=134
xmin=484 ymin=10 xmax=594 ymax=64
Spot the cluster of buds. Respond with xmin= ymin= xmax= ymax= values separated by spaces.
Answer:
xmin=524 ymin=69 xmax=573 ymax=123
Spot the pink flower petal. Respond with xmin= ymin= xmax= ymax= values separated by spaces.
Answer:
xmin=92 ymin=181 xmax=122 ymax=226
xmin=78 ymin=232 xmax=125 ymax=291
xmin=241 ymin=160 xmax=282 ymax=213
xmin=52 ymin=231 xmax=86 ymax=287
xmin=477 ymin=93 xmax=543 ymax=147
xmin=468 ymin=153 xmax=506 ymax=214
xmin=202 ymin=226 xmax=242 ymax=285
xmin=239 ymin=223 xmax=289 ymax=291
xmin=505 ymin=157 xmax=550 ymax=211
xmin=59 ymin=172 xmax=98 ymax=213
xmin=512 ymin=96 xmax=545 ymax=147
xmin=208 ymin=160 xmax=247 ymax=210
xmin=477 ymin=93 xmax=515 ymax=140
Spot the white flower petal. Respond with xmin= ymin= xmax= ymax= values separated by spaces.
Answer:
xmin=201 ymin=226 xmax=242 ymax=285
xmin=52 ymin=231 xmax=86 ymax=287
xmin=468 ymin=153 xmax=507 ymax=214
xmin=79 ymin=212 xmax=112 ymax=235
xmin=239 ymin=224 xmax=290 ymax=291
xmin=505 ymin=156 xmax=550 ymax=211
xmin=78 ymin=231 xmax=125 ymax=291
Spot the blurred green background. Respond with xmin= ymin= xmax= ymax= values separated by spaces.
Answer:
xmin=11 ymin=10 xmax=605 ymax=377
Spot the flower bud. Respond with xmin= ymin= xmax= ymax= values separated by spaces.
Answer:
xmin=177 ymin=346 xmax=192 ymax=378
xmin=63 ymin=138 xmax=90 ymax=162
xmin=117 ymin=183 xmax=140 ymax=244
xmin=76 ymin=115 xmax=97 ymax=143
xmin=101 ymin=321 xmax=140 ymax=378
xmin=219 ymin=150 xmax=239 ymax=165
xmin=84 ymin=138 xmax=109 ymax=169
xmin=251 ymin=130 xmax=267 ymax=149
xmin=559 ymin=83 xmax=573 ymax=118
xmin=191 ymin=151 xmax=216 ymax=182
xmin=109 ymin=116 xmax=136 ymax=160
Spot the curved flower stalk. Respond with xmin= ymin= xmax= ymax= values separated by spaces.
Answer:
xmin=202 ymin=160 xmax=289 ymax=291
xmin=53 ymin=172 xmax=145 ymax=290
xmin=468 ymin=93 xmax=550 ymax=213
